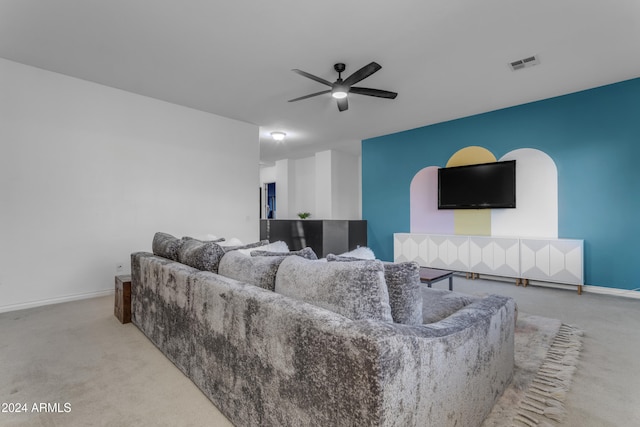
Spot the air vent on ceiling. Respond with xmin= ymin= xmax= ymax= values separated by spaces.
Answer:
xmin=510 ymin=55 xmax=539 ymax=71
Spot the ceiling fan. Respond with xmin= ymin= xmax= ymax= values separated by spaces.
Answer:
xmin=288 ymin=62 xmax=397 ymax=112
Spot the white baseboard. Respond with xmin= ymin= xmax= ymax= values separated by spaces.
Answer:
xmin=0 ymin=289 xmax=114 ymax=314
xmin=582 ymin=285 xmax=640 ymax=299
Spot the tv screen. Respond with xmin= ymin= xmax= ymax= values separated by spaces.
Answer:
xmin=438 ymin=160 xmax=516 ymax=209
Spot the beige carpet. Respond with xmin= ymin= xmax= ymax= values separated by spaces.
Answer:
xmin=0 ymin=296 xmax=581 ymax=427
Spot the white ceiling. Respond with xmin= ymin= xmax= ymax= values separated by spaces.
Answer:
xmin=2 ymin=1 xmax=639 ymax=164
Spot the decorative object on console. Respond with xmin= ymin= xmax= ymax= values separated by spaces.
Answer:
xmin=297 ymin=212 xmax=311 ymax=219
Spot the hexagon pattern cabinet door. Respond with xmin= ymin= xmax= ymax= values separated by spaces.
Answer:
xmin=469 ymin=237 xmax=520 ymax=278
xmin=426 ymin=235 xmax=470 ymax=271
xmin=394 ymin=233 xmax=471 ymax=271
xmin=520 ymin=238 xmax=583 ymax=285
xmin=394 ymin=233 xmax=429 ymax=266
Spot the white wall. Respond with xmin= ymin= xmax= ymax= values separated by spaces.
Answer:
xmin=314 ymin=151 xmax=332 ymax=219
xmin=292 ymin=157 xmax=315 ymax=216
xmin=331 ymin=150 xmax=361 ymax=219
xmin=0 ymin=58 xmax=259 ymax=312
xmin=260 ymin=150 xmax=361 ymax=220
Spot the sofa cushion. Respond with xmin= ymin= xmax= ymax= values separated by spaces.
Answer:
xmin=421 ymin=287 xmax=479 ymax=324
xmin=275 ymin=256 xmax=393 ymax=322
xmin=218 ymin=251 xmax=285 ymax=291
xmin=152 ymin=232 xmax=182 ymax=261
xmin=176 ymin=238 xmax=226 ymax=273
xmin=251 ymin=247 xmax=318 ymax=260
xmin=382 ymin=261 xmax=423 ymax=325
xmin=327 ymin=255 xmax=423 ymax=325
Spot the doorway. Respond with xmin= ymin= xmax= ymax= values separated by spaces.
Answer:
xmin=264 ymin=182 xmax=276 ymax=219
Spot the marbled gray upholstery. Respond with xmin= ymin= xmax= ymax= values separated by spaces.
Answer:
xmin=176 ymin=238 xmax=226 ymax=273
xmin=382 ymin=261 xmax=423 ymax=325
xmin=326 ymin=256 xmax=423 ymax=325
xmin=151 ymin=232 xmax=182 ymax=261
xmin=131 ymin=251 xmax=516 ymax=427
xmin=275 ymin=256 xmax=393 ymax=322
xmin=251 ymin=247 xmax=318 ymax=259
xmin=221 ymin=239 xmax=269 ymax=252
xmin=218 ymin=251 xmax=284 ymax=291
xmin=421 ymin=287 xmax=481 ymax=324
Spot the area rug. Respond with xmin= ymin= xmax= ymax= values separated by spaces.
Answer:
xmin=483 ymin=313 xmax=583 ymax=427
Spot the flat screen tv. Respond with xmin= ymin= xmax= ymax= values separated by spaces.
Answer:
xmin=438 ymin=160 xmax=516 ymax=209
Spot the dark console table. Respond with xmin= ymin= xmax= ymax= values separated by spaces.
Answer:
xmin=260 ymin=219 xmax=367 ymax=258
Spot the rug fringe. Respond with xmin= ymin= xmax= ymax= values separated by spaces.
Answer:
xmin=512 ymin=323 xmax=583 ymax=427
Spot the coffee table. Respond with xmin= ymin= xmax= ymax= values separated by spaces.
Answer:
xmin=419 ymin=267 xmax=454 ymax=291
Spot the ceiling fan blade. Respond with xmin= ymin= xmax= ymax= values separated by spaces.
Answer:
xmin=349 ymin=87 xmax=398 ymax=99
xmin=342 ymin=62 xmax=382 ymax=87
xmin=288 ymin=90 xmax=332 ymax=102
xmin=337 ymin=97 xmax=348 ymax=112
xmin=292 ymin=69 xmax=333 ymax=87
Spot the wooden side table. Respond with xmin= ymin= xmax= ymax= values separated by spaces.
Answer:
xmin=114 ymin=275 xmax=132 ymax=324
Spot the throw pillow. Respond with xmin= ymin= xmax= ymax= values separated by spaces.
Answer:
xmin=218 ymin=250 xmax=285 ymax=291
xmin=237 ymin=240 xmax=289 ymax=256
xmin=337 ymin=246 xmax=376 ymax=260
xmin=176 ymin=238 xmax=226 ymax=273
xmin=326 ymin=255 xmax=423 ymax=325
xmin=251 ymin=247 xmax=318 ymax=260
xmin=221 ymin=240 xmax=269 ymax=252
xmin=326 ymin=254 xmax=361 ymax=262
xmin=217 ymin=237 xmax=244 ymax=247
xmin=274 ymin=256 xmax=393 ymax=322
xmin=382 ymin=261 xmax=423 ymax=325
xmin=152 ymin=232 xmax=182 ymax=261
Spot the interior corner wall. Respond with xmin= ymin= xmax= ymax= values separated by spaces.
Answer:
xmin=269 ymin=150 xmax=360 ymax=221
xmin=315 ymin=150 xmax=333 ymax=219
xmin=0 ymin=58 xmax=259 ymax=312
xmin=292 ymin=156 xmax=315 ymax=216
xmin=330 ymin=150 xmax=361 ymax=220
xmin=315 ymin=150 xmax=361 ymax=220
xmin=362 ymin=78 xmax=640 ymax=291
xmin=274 ymin=159 xmax=295 ymax=219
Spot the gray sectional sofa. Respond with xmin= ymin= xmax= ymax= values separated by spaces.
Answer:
xmin=131 ymin=233 xmax=516 ymax=427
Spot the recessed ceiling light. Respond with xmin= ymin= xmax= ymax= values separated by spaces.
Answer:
xmin=271 ymin=131 xmax=286 ymax=141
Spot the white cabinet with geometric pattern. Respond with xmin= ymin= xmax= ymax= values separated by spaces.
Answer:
xmin=519 ymin=238 xmax=583 ymax=286
xmin=469 ymin=236 xmax=520 ymax=278
xmin=394 ymin=233 xmax=584 ymax=291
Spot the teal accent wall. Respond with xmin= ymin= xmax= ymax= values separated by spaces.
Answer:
xmin=363 ymin=78 xmax=640 ymax=290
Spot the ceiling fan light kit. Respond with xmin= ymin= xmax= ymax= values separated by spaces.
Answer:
xmin=289 ymin=62 xmax=397 ymax=112
xmin=331 ymin=87 xmax=348 ymax=99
